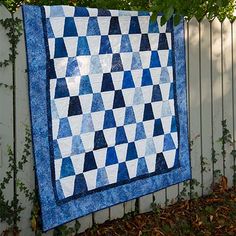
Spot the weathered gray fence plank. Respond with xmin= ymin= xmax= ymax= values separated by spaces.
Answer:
xmin=200 ymin=18 xmax=213 ymax=195
xmin=211 ymin=19 xmax=224 ymax=184
xmin=222 ymin=19 xmax=234 ymax=188
xmin=0 ymin=5 xmax=13 ymax=234
xmin=110 ymin=203 xmax=124 ymax=220
xmin=188 ymin=18 xmax=202 ymax=197
xmin=139 ymin=193 xmax=153 ymax=213
xmin=233 ymin=20 xmax=236 ymax=189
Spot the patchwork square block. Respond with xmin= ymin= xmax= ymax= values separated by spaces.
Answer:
xmin=23 ymin=5 xmax=191 ymax=231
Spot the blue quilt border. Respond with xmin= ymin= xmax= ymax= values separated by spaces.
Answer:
xmin=22 ymin=5 xmax=191 ymax=231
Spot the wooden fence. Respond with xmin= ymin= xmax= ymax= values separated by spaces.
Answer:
xmin=0 ymin=6 xmax=236 ymax=235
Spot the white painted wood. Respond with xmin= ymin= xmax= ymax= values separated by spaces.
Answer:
xmin=110 ymin=203 xmax=124 ymax=220
xmin=211 ymin=19 xmax=224 ymax=183
xmin=222 ymin=19 xmax=234 ymax=188
xmin=166 ymin=184 xmax=178 ymax=204
xmin=0 ymin=5 xmax=13 ymax=234
xmin=233 ymin=21 xmax=236 ymax=188
xmin=178 ymin=21 xmax=191 ymax=200
xmin=188 ymin=18 xmax=202 ymax=197
xmin=138 ymin=193 xmax=153 ymax=213
xmin=153 ymin=189 xmax=166 ymax=207
xmin=200 ymin=18 xmax=213 ymax=195
xmin=94 ymin=209 xmax=109 ymax=224
xmin=124 ymin=199 xmax=136 ymax=214
xmin=14 ymin=9 xmax=35 ymax=236
xmin=78 ymin=215 xmax=93 ymax=233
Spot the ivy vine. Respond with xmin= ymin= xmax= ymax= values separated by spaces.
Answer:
xmin=0 ymin=16 xmax=22 ymax=89
xmin=0 ymin=126 xmax=34 ymax=234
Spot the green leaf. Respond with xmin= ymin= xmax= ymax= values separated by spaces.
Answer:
xmin=150 ymin=11 xmax=157 ymax=22
xmin=160 ymin=15 xmax=167 ymax=26
xmin=164 ymin=6 xmax=174 ymax=21
xmin=173 ymin=14 xmax=181 ymax=26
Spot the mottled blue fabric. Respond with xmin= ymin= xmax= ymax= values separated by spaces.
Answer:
xmin=23 ymin=5 xmax=191 ymax=231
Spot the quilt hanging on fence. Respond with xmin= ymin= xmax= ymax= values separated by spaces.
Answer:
xmin=23 ymin=5 xmax=191 ymax=231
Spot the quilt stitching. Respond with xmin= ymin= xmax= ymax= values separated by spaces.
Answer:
xmin=43 ymin=6 xmax=179 ymax=201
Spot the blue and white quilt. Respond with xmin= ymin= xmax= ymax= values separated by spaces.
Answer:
xmin=22 ymin=5 xmax=191 ymax=231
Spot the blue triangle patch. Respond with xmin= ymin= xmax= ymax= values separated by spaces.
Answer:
xmin=122 ymin=71 xmax=135 ymax=89
xmin=49 ymin=59 xmax=57 ymax=79
xmin=115 ymin=126 xmax=128 ymax=145
xmin=55 ymin=78 xmax=70 ymax=99
xmin=106 ymin=147 xmax=118 ymax=166
xmin=91 ymin=93 xmax=105 ymax=112
xmin=171 ymin=116 xmax=177 ymax=132
xmin=162 ymin=101 xmax=172 ymax=117
xmin=46 ymin=19 xmax=55 ymax=38
xmin=129 ymin=16 xmax=141 ymax=34
xmin=104 ymin=110 xmax=116 ymax=129
xmin=167 ymin=49 xmax=173 ymax=66
xmin=143 ymin=103 xmax=154 ymax=121
xmin=90 ymin=55 xmax=102 ymax=74
xmin=166 ymin=18 xmax=173 ymax=33
xmin=53 ymin=140 xmax=62 ymax=159
xmin=94 ymin=130 xmax=108 ymax=150
xmin=83 ymin=152 xmax=97 ymax=172
xmin=81 ymin=114 xmax=94 ymax=133
xmin=74 ymin=7 xmax=89 ymax=16
xmin=137 ymin=157 xmax=148 ymax=176
xmin=153 ymin=118 xmax=164 ymax=136
xmin=71 ymin=135 xmax=85 ymax=155
xmin=160 ymin=67 xmax=170 ymax=83
xmin=113 ymin=90 xmax=125 ymax=109
xmin=98 ymin=8 xmax=111 ymax=16
xmin=117 ymin=162 xmax=129 ymax=181
xmin=148 ymin=19 xmax=159 ymax=33
xmin=109 ymin=17 xmax=121 ymax=35
xmin=141 ymin=69 xmax=153 ymax=86
xmin=131 ymin=52 xmax=142 ymax=70
xmin=68 ymin=96 xmax=82 ymax=117
xmin=163 ymin=133 xmax=176 ymax=151
xmin=135 ymin=122 xmax=146 ymax=141
xmin=54 ymin=38 xmax=68 ymax=58
xmin=126 ymin=142 xmax=138 ymax=161
xmin=158 ymin=33 xmax=169 ymax=50
xmin=120 ymin=35 xmax=132 ymax=53
xmin=133 ymin=87 xmax=144 ymax=105
xmin=50 ymin=6 xmax=64 ymax=17
xmin=124 ymin=107 xmax=136 ymax=125
xmin=57 ymin=118 xmax=72 ymax=139
xmin=145 ymin=138 xmax=156 ymax=156
xmin=64 ymin=17 xmax=77 ymax=37
xmin=74 ymin=174 xmax=88 ymax=195
xmin=150 ymin=51 xmax=161 ymax=68
xmin=169 ymin=83 xmax=174 ymax=99
xmin=152 ymin=84 xmax=162 ymax=102
xmin=87 ymin=17 xmax=100 ymax=35
xmin=96 ymin=167 xmax=109 ymax=188
xmin=156 ymin=153 xmax=169 ymax=174
xmin=111 ymin=53 xmax=124 ymax=72
xmin=77 ymin=36 xmax=90 ymax=55
xmin=99 ymin=35 xmax=112 ymax=54
xmin=140 ymin=34 xmax=151 ymax=51
xmin=66 ymin=57 xmax=80 ymax=77
xmin=51 ymin=100 xmax=59 ymax=120
xmin=101 ymin=73 xmax=115 ymax=92
xmin=60 ymin=157 xmax=75 ymax=178
xmin=79 ymin=75 xmax=93 ymax=95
